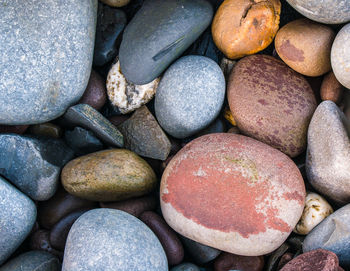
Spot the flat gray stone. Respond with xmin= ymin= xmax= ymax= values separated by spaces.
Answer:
xmin=0 ymin=0 xmax=97 ymax=125
xmin=0 ymin=177 xmax=36 ymax=265
xmin=155 ymin=55 xmax=225 ymax=138
xmin=0 ymin=251 xmax=61 ymax=271
xmin=62 ymin=208 xmax=168 ymax=271
xmin=0 ymin=134 xmax=74 ymax=201
xmin=286 ymin=0 xmax=350 ymax=24
xmin=119 ymin=0 xmax=213 ymax=84
xmin=306 ymin=101 xmax=350 ymax=205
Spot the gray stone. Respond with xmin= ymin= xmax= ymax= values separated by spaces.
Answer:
xmin=331 ymin=23 xmax=350 ymax=89
xmin=155 ymin=55 xmax=225 ymax=138
xmin=0 ymin=134 xmax=74 ymax=201
xmin=63 ymin=104 xmax=124 ymax=147
xmin=303 ymin=204 xmax=350 ymax=268
xmin=0 ymin=251 xmax=61 ymax=271
xmin=119 ymin=0 xmax=213 ymax=85
xmin=195 ymin=118 xmax=226 ymax=137
xmin=93 ymin=3 xmax=126 ymax=66
xmin=65 ymin=127 xmax=104 ymax=156
xmin=306 ymin=101 xmax=350 ymax=205
xmin=0 ymin=0 xmax=97 ymax=125
xmin=62 ymin=208 xmax=168 ymax=271
xmin=170 ymin=263 xmax=200 ymax=271
xmin=0 ymin=177 xmax=36 ymax=265
xmin=118 ymin=106 xmax=171 ymax=160
xmin=286 ymin=0 xmax=350 ymax=24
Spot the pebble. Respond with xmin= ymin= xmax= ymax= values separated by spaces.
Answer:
xmin=0 ymin=177 xmax=36 ymax=265
xmin=0 ymin=251 xmax=61 ymax=271
xmin=61 ymin=149 xmax=157 ymax=201
xmin=161 ymin=133 xmax=305 ymax=256
xmin=119 ymin=0 xmax=213 ymax=84
xmin=275 ymin=19 xmax=335 ymax=76
xmin=331 ymin=23 xmax=350 ymax=89
xmin=196 ymin=118 xmax=226 ymax=137
xmin=100 ymin=0 xmax=130 ymax=8
xmin=0 ymin=134 xmax=74 ymax=201
xmin=294 ymin=192 xmax=333 ymax=235
xmin=0 ymin=125 xmax=28 ymax=134
xmin=227 ymin=54 xmax=317 ymax=157
xmin=62 ymin=209 xmax=168 ymax=271
xmin=155 ymin=55 xmax=225 ymax=138
xmin=224 ymin=107 xmax=237 ymax=126
xmin=213 ymin=252 xmax=264 ymax=271
xmin=212 ymin=0 xmax=281 ymax=59
xmin=321 ymin=71 xmax=344 ymax=104
xmin=29 ymin=229 xmax=62 ymax=258
xmin=306 ymin=101 xmax=350 ymax=205
xmin=171 ymin=263 xmax=200 ymax=271
xmin=0 ymin=0 xmax=97 ymax=124
xmin=29 ymin=122 xmax=62 ymax=138
xmin=220 ymin=57 xmax=236 ymax=81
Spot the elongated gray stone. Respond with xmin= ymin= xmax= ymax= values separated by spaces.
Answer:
xmin=0 ymin=0 xmax=97 ymax=125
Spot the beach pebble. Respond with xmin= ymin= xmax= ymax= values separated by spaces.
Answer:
xmin=213 ymin=252 xmax=264 ymax=271
xmin=320 ymin=71 xmax=344 ymax=104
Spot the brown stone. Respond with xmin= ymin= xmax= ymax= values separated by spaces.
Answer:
xmin=0 ymin=125 xmax=28 ymax=134
xmin=214 ymin=252 xmax=264 ymax=271
xmin=108 ymin=115 xmax=130 ymax=127
xmin=29 ymin=123 xmax=62 ymax=138
xmin=321 ymin=71 xmax=344 ymax=104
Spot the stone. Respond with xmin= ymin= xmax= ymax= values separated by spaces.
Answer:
xmin=108 ymin=115 xmax=130 ymax=126
xmin=63 ymin=104 xmax=124 ymax=147
xmin=277 ymin=253 xmax=294 ymax=270
xmin=0 ymin=134 xmax=74 ymax=201
xmin=227 ymin=54 xmax=317 ymax=157
xmin=64 ymin=127 xmax=104 ymax=156
xmin=320 ymin=71 xmax=344 ymax=105
xmin=161 ymin=133 xmax=305 ymax=256
xmin=0 ymin=177 xmax=36 ymax=265
xmin=78 ymin=70 xmax=107 ymax=110
xmin=224 ymin=107 xmax=236 ymax=126
xmin=331 ymin=23 xmax=350 ymax=89
xmin=29 ymin=123 xmax=62 ymax=138
xmin=61 ymin=149 xmax=157 ymax=201
xmin=306 ymin=101 xmax=350 ymax=205
xmin=303 ymin=204 xmax=350 ymax=268
xmin=220 ymin=57 xmax=236 ymax=81
xmin=0 ymin=0 xmax=97 ymax=125
xmin=29 ymin=229 xmax=62 ymax=257
xmin=171 ymin=263 xmax=200 ymax=271
xmin=0 ymin=251 xmax=61 ymax=271
xmin=119 ymin=0 xmax=213 ymax=85
xmin=275 ymin=19 xmax=335 ymax=76
xmin=265 ymin=243 xmax=290 ymax=271
xmin=100 ymin=0 xmax=130 ymax=8
xmin=212 ymin=0 xmax=281 ymax=59
xmin=118 ymin=106 xmax=171 ymax=160
xmin=196 ymin=118 xmax=226 ymax=137
xmin=0 ymin=125 xmax=28 ymax=134
xmin=155 ymin=55 xmax=225 ymax=138
xmin=106 ymin=60 xmax=160 ymax=114
xmin=93 ymin=5 xmax=126 ymax=66
xmin=286 ymin=0 xmax=350 ymax=24
xmin=213 ymin=252 xmax=264 ymax=271
xmin=62 ymin=208 xmax=168 ymax=271
xmin=294 ymin=192 xmax=333 ymax=235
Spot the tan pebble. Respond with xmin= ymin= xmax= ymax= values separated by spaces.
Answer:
xmin=320 ymin=71 xmax=344 ymax=104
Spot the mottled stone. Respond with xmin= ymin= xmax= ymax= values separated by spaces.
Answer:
xmin=29 ymin=123 xmax=62 ymax=138
xmin=0 ymin=177 xmax=36 ymax=265
xmin=214 ymin=252 xmax=264 ymax=271
xmin=320 ymin=71 xmax=344 ymax=105
xmin=0 ymin=134 xmax=74 ymax=201
xmin=62 ymin=209 xmax=168 ymax=271
xmin=63 ymin=104 xmax=124 ymax=147
xmin=0 ymin=251 xmax=61 ymax=271
xmin=161 ymin=134 xmax=305 ymax=256
xmin=118 ymin=106 xmax=171 ymax=160
xmin=331 ymin=23 xmax=350 ymax=89
xmin=119 ymin=0 xmax=213 ymax=84
xmin=155 ymin=56 xmax=225 ymax=138
xmin=171 ymin=263 xmax=200 ymax=271
xmin=0 ymin=0 xmax=97 ymax=125
xmin=306 ymin=101 xmax=350 ymax=205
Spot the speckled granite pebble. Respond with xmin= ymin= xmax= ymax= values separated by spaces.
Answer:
xmin=0 ymin=177 xmax=36 ymax=265
xmin=0 ymin=134 xmax=74 ymax=201
xmin=0 ymin=0 xmax=97 ymax=125
xmin=62 ymin=208 xmax=168 ymax=271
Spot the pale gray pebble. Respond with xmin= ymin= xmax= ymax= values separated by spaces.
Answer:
xmin=62 ymin=208 xmax=168 ymax=271
xmin=170 ymin=263 xmax=200 ymax=271
xmin=0 ymin=177 xmax=36 ymax=265
xmin=0 ymin=0 xmax=97 ymax=125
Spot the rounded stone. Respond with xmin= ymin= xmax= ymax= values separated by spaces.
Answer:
xmin=213 ymin=252 xmax=264 ymax=271
xmin=29 ymin=229 xmax=62 ymax=257
xmin=275 ymin=19 xmax=335 ymax=76
xmin=99 ymin=0 xmax=130 ymax=7
xmin=160 ymin=133 xmax=306 ymax=256
xmin=61 ymin=149 xmax=157 ymax=201
xmin=331 ymin=23 xmax=350 ymax=89
xmin=155 ymin=55 xmax=225 ymax=139
xmin=170 ymin=263 xmax=200 ymax=271
xmin=62 ymin=208 xmax=168 ymax=271
xmin=227 ymin=54 xmax=317 ymax=157
xmin=212 ymin=0 xmax=281 ymax=59
xmin=320 ymin=71 xmax=344 ymax=104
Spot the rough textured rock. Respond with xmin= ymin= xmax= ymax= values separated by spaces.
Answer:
xmin=0 ymin=177 xmax=36 ymax=265
xmin=161 ymin=133 xmax=305 ymax=256
xmin=321 ymin=71 xmax=344 ymax=104
xmin=228 ymin=54 xmax=316 ymax=157
xmin=214 ymin=252 xmax=264 ymax=271
xmin=0 ymin=134 xmax=74 ymax=201
xmin=119 ymin=0 xmax=213 ymax=84
xmin=62 ymin=209 xmax=168 ymax=271
xmin=29 ymin=123 xmax=62 ymax=138
xmin=155 ymin=55 xmax=225 ymax=139
xmin=0 ymin=0 xmax=97 ymax=124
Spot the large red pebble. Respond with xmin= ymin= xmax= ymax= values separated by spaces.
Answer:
xmin=160 ymin=133 xmax=305 ymax=256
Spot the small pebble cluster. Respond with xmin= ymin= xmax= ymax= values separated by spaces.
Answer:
xmin=0 ymin=0 xmax=350 ymax=270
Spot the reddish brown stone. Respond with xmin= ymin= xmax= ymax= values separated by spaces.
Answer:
xmin=321 ymin=71 xmax=344 ymax=105
xmin=0 ymin=125 xmax=28 ymax=134
xmin=79 ymin=70 xmax=107 ymax=110
xmin=214 ymin=252 xmax=264 ymax=271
